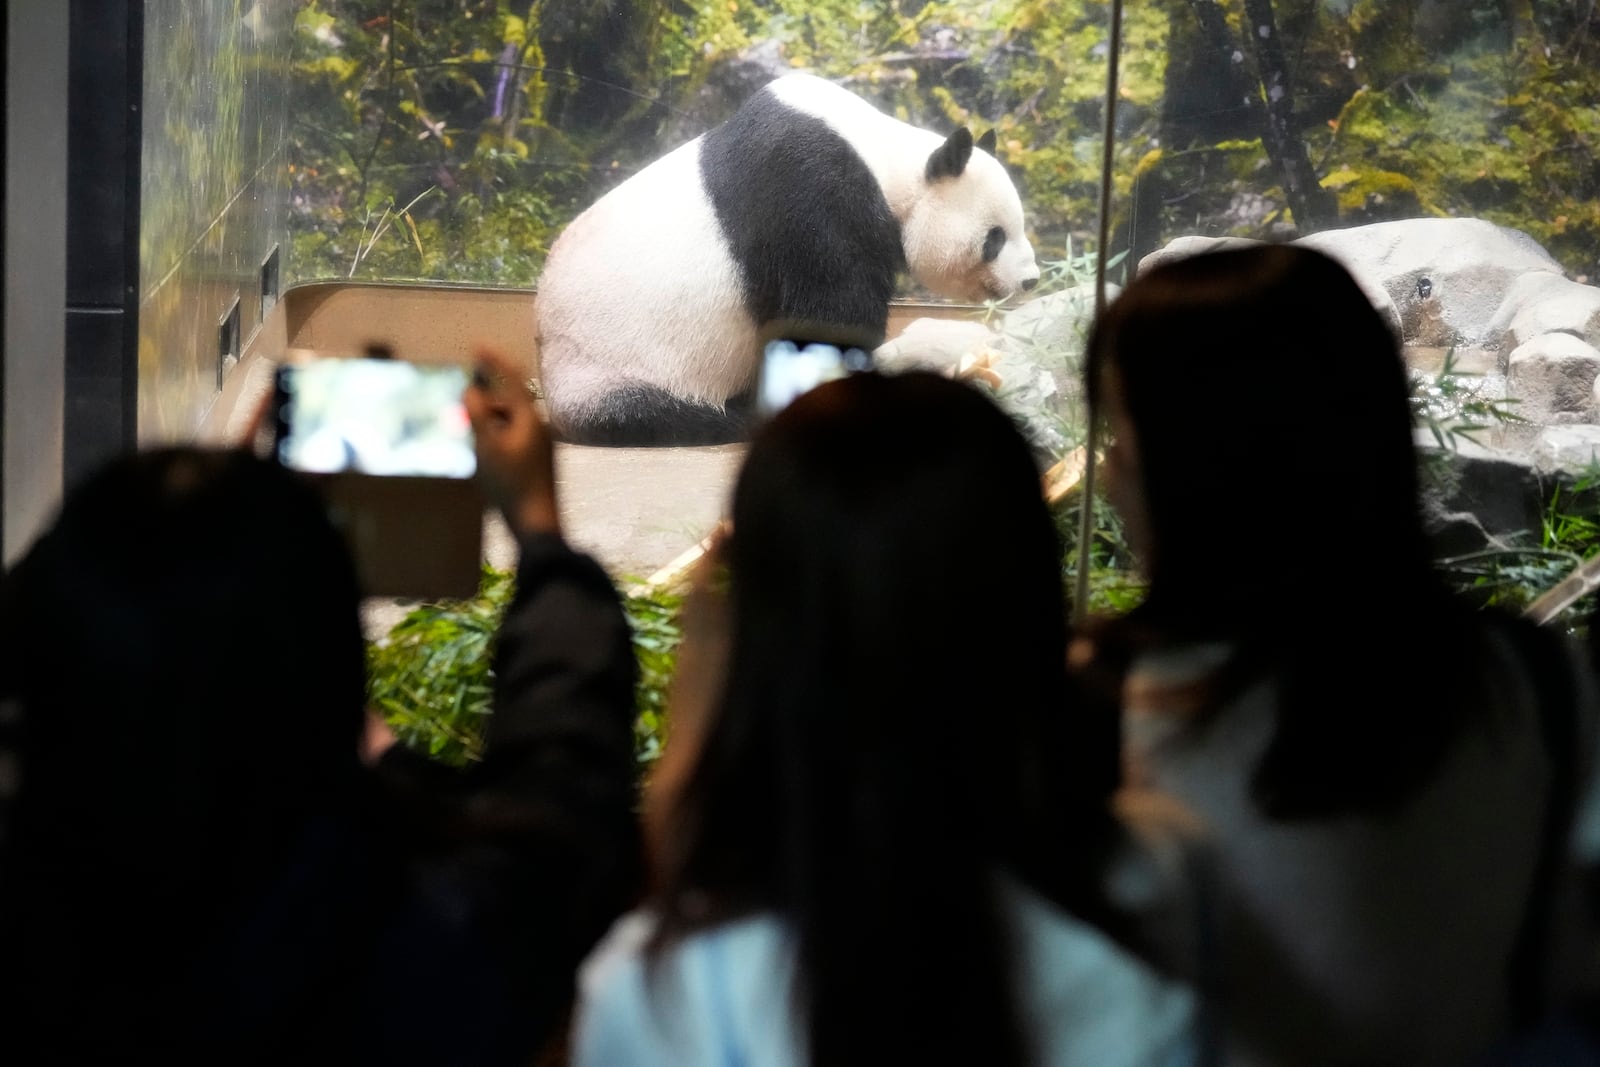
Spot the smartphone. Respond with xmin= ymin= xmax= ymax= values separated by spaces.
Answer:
xmin=273 ymin=357 xmax=475 ymax=478
xmin=757 ymin=337 xmax=876 ymax=417
xmin=272 ymin=357 xmax=483 ymax=600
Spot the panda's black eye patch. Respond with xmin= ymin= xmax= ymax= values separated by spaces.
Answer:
xmin=982 ymin=226 xmax=1006 ymax=263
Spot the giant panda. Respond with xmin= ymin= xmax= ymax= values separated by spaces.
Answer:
xmin=534 ymin=73 xmax=1040 ymax=445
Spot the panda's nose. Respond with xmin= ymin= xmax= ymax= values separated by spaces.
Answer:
xmin=1021 ymin=277 xmax=1039 ymax=292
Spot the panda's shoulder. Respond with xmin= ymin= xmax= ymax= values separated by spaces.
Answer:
xmin=763 ymin=72 xmax=853 ymax=106
xmin=759 ymin=73 xmax=882 ymax=125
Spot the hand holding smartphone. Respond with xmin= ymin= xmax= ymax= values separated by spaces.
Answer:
xmin=273 ymin=355 xmax=484 ymax=600
xmin=462 ymin=346 xmax=560 ymax=539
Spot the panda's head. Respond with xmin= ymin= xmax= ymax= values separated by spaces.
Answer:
xmin=902 ymin=128 xmax=1040 ymax=304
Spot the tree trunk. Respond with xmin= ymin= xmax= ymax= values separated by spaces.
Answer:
xmin=1185 ymin=0 xmax=1338 ymax=233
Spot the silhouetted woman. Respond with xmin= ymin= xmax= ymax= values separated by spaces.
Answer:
xmin=0 ymin=348 xmax=641 ymax=1065
xmin=1074 ymin=243 xmax=1600 ymax=1067
xmin=571 ymin=370 xmax=1200 ymax=1067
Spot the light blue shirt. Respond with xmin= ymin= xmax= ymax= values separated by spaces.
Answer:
xmin=571 ymin=878 xmax=1201 ymax=1067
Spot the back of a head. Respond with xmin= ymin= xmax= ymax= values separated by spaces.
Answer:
xmin=723 ymin=370 xmax=1089 ymax=857
xmin=662 ymin=371 xmax=1116 ymax=1066
xmin=1086 ymin=245 xmax=1485 ymax=819
xmin=0 ymin=448 xmax=366 ymax=1054
xmin=1086 ymin=243 xmax=1428 ymax=632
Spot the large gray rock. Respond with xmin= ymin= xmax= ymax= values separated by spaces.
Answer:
xmin=1488 ymin=271 xmax=1600 ymax=352
xmin=1506 ymin=333 xmax=1600 ymax=423
xmin=1298 ymin=219 xmax=1564 ymax=350
xmin=1136 ymin=235 xmax=1261 ymax=276
xmin=1137 ymin=233 xmax=1401 ymax=336
xmin=1138 ymin=219 xmax=1568 ymax=350
xmin=1531 ymin=425 xmax=1600 ymax=474
xmin=1134 ymin=223 xmax=1600 ymax=566
xmin=1416 ymin=432 xmax=1547 ymax=554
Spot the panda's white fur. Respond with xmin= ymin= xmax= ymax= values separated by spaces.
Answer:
xmin=534 ymin=73 xmax=1039 ymax=445
xmin=534 ymin=137 xmax=755 ymax=435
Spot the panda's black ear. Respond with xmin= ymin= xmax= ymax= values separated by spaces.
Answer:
xmin=976 ymin=129 xmax=997 ymax=156
xmin=926 ymin=127 xmax=975 ymax=181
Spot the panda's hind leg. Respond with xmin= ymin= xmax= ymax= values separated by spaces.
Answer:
xmin=556 ymin=383 xmax=751 ymax=446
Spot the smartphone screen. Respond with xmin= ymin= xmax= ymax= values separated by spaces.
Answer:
xmin=274 ymin=358 xmax=475 ymax=478
xmin=757 ymin=338 xmax=875 ymax=416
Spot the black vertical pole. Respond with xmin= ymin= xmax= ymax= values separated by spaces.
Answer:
xmin=64 ymin=0 xmax=143 ymax=487
xmin=1 ymin=0 xmax=8 ymax=558
xmin=1074 ymin=0 xmax=1125 ymax=623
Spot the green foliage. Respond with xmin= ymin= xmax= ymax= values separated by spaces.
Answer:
xmin=367 ymin=565 xmax=511 ymax=766
xmin=1056 ymin=488 xmax=1145 ymax=618
xmin=622 ymin=584 xmax=685 ymax=767
xmin=1412 ymin=351 xmax=1600 ymax=629
xmin=680 ymin=0 xmax=964 ymax=71
xmin=365 ymin=565 xmax=684 ymax=769
xmin=1409 ymin=347 xmax=1525 ymax=451
xmin=965 ymin=236 xmax=1128 ymax=461
xmin=1409 ymin=350 xmax=1594 ymax=620
xmin=1106 ymin=1 xmax=1600 ymax=271
xmin=1435 ymin=473 xmax=1600 ymax=629
xmin=1317 ymin=31 xmax=1600 ymax=266
xmin=290 ymin=0 xmax=592 ymax=284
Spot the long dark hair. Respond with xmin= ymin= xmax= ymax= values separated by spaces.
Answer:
xmin=0 ymin=448 xmax=367 ymax=1058
xmin=1083 ymin=243 xmax=1483 ymax=818
xmin=653 ymin=371 xmax=1120 ymax=1067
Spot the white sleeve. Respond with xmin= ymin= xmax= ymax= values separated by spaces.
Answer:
xmin=572 ymin=910 xmax=801 ymax=1067
xmin=570 ymin=912 xmax=691 ymax=1067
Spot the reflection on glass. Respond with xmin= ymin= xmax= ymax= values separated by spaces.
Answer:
xmin=140 ymin=0 xmax=292 ymax=440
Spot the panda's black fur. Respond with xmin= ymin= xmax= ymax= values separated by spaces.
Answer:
xmin=699 ymin=92 xmax=904 ymax=341
xmin=561 ymin=382 xmax=751 ymax=447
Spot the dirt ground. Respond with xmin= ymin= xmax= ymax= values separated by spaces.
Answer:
xmin=542 ymin=441 xmax=744 ymax=581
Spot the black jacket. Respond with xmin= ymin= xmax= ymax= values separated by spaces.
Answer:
xmin=0 ymin=533 xmax=643 ymax=1066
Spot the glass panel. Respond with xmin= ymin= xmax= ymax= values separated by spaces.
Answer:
xmin=1113 ymin=0 xmax=1600 ymax=617
xmin=1117 ymin=2 xmax=1598 ymax=277
xmin=285 ymin=1 xmax=1127 ymax=600
xmin=140 ymin=0 xmax=294 ymax=440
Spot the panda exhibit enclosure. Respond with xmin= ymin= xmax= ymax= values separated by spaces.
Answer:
xmin=268 ymin=0 xmax=1600 ymax=632
xmin=201 ymin=280 xmax=974 ymax=582
xmin=6 ymin=1 xmax=1600 ymax=759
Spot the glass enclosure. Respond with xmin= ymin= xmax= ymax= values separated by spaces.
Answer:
xmin=281 ymin=1 xmax=1600 ymax=607
xmin=140 ymin=0 xmax=293 ymax=440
